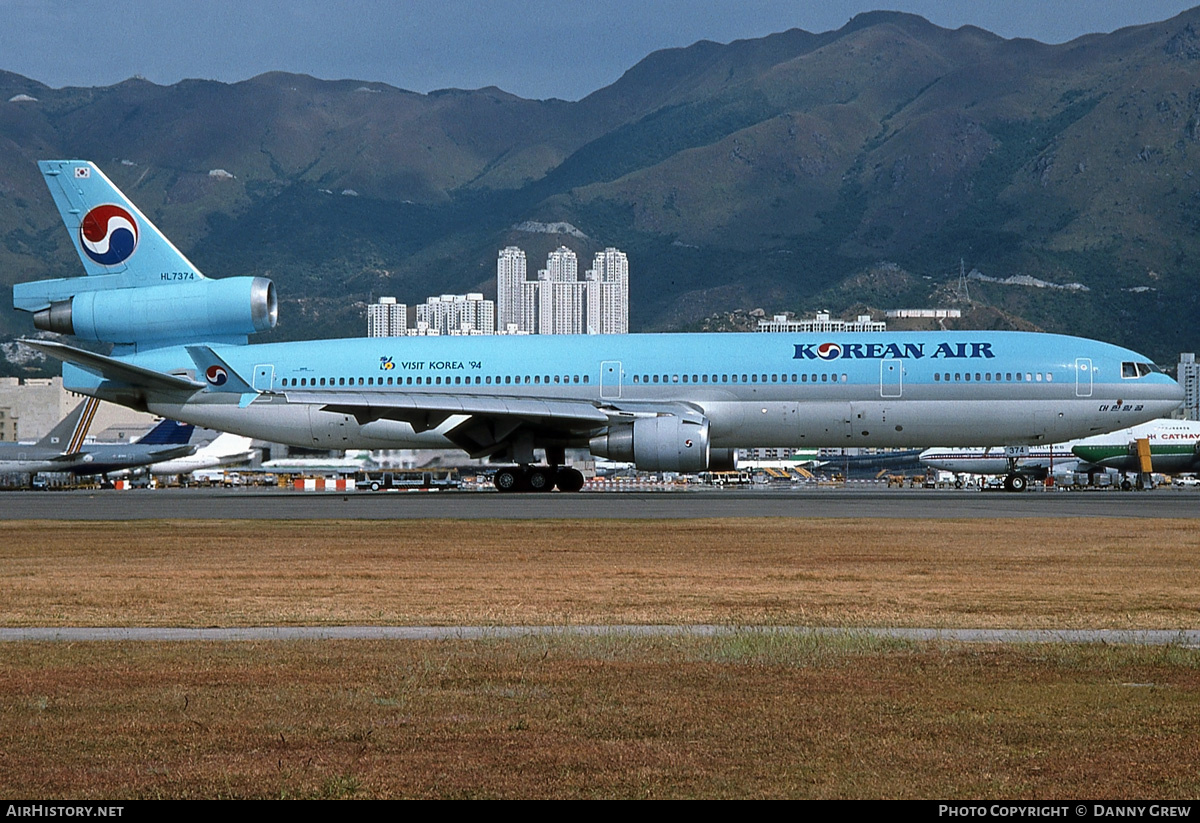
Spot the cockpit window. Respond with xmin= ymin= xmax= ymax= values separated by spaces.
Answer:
xmin=1123 ymin=362 xmax=1161 ymax=379
xmin=1122 ymin=362 xmax=1160 ymax=378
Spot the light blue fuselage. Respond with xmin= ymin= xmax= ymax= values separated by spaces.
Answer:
xmin=23 ymin=160 xmax=1185 ymax=468
xmin=66 ymin=330 xmax=1181 ymax=452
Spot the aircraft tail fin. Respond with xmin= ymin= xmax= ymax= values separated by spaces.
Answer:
xmin=136 ymin=419 xmax=195 ymax=447
xmin=13 ymin=161 xmax=276 ymax=349
xmin=37 ymin=161 xmax=205 ymax=283
xmin=36 ymin=397 xmax=99 ymax=453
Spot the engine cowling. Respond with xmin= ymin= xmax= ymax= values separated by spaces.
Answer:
xmin=33 ymin=276 xmax=276 ymax=344
xmin=589 ymin=414 xmax=712 ymax=472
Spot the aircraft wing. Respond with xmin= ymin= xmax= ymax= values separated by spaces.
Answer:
xmin=283 ymin=390 xmax=694 ymax=460
xmin=286 ymin=390 xmax=606 ymax=426
xmin=46 ymin=451 xmax=86 ymax=463
xmin=286 ymin=389 xmax=608 ymax=458
xmin=145 ymin=445 xmax=197 ymax=461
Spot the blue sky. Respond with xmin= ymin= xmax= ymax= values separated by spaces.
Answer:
xmin=2 ymin=1 xmax=1197 ymax=100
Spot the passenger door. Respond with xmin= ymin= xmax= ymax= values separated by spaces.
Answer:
xmin=253 ymin=364 xmax=275 ymax=392
xmin=880 ymin=359 xmax=902 ymax=398
xmin=600 ymin=360 xmax=622 ymax=399
xmin=1075 ymin=358 xmax=1093 ymax=397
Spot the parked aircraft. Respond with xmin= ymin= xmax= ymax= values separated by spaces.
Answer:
xmin=12 ymin=161 xmax=1186 ymax=492
xmin=148 ymin=430 xmax=257 ymax=477
xmin=257 ymin=450 xmax=377 ymax=474
xmin=920 ymin=418 xmax=1200 ymax=490
xmin=1069 ymin=418 xmax=1200 ymax=475
xmin=0 ymin=397 xmax=98 ymax=473
xmin=0 ymin=396 xmax=195 ymax=478
xmin=919 ymin=444 xmax=1086 ymax=491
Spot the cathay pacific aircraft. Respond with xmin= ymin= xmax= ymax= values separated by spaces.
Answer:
xmin=1069 ymin=418 xmax=1200 ymax=475
xmin=12 ymin=161 xmax=1186 ymax=491
xmin=921 ymin=418 xmax=1200 ymax=490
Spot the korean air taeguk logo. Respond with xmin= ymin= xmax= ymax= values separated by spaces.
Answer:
xmin=205 ymin=365 xmax=228 ymax=386
xmin=79 ymin=204 xmax=138 ymax=266
xmin=815 ymin=342 xmax=842 ymax=361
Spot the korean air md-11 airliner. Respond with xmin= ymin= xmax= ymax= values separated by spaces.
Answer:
xmin=12 ymin=161 xmax=1186 ymax=492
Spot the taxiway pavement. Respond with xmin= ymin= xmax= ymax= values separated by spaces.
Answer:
xmin=1 ymin=485 xmax=1196 ymax=520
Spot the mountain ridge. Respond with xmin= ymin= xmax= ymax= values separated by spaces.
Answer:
xmin=2 ymin=7 xmax=1200 ymax=371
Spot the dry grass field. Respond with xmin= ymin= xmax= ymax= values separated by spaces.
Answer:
xmin=2 ymin=517 xmax=1199 ymax=799
xmin=1 ymin=518 xmax=1198 ymax=628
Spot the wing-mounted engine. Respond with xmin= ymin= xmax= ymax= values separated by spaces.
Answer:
xmin=21 ymin=276 xmax=276 ymax=346
xmin=589 ymin=413 xmax=712 ymax=472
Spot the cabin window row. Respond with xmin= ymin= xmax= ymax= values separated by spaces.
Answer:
xmin=278 ymin=371 xmax=1054 ymax=388
xmin=281 ymin=375 xmax=591 ymax=387
xmin=933 ymin=372 xmax=1052 ymax=383
xmin=632 ymin=373 xmax=844 ymax=384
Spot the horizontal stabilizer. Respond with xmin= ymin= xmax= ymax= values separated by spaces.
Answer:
xmin=20 ymin=339 xmax=203 ymax=393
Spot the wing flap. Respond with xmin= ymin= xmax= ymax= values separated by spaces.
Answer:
xmin=283 ymin=390 xmax=610 ymax=427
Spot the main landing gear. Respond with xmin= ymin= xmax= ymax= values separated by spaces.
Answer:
xmin=493 ymin=465 xmax=586 ymax=493
xmin=1000 ymin=449 xmax=1029 ymax=492
xmin=1002 ymin=473 xmax=1028 ymax=493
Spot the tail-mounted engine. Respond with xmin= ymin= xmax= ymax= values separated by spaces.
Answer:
xmin=27 ymin=276 xmax=276 ymax=346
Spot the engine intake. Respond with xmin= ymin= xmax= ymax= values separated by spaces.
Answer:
xmin=33 ymin=276 xmax=276 ymax=344
xmin=589 ymin=414 xmax=712 ymax=472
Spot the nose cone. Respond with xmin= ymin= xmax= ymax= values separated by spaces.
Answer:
xmin=1154 ymin=374 xmax=1186 ymax=410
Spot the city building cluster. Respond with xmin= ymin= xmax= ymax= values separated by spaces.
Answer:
xmin=756 ymin=312 xmax=886 ymax=333
xmin=368 ymin=294 xmax=496 ymax=337
xmin=497 ymin=246 xmax=629 ymax=335
xmin=368 ymin=245 xmax=629 ymax=337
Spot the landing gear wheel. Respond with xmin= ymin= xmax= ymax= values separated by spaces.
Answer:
xmin=555 ymin=467 xmax=586 ymax=493
xmin=494 ymin=468 xmax=520 ymax=492
xmin=1121 ymin=479 xmax=1134 ymax=491
xmin=527 ymin=468 xmax=553 ymax=492
xmin=1008 ymin=474 xmax=1028 ymax=493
